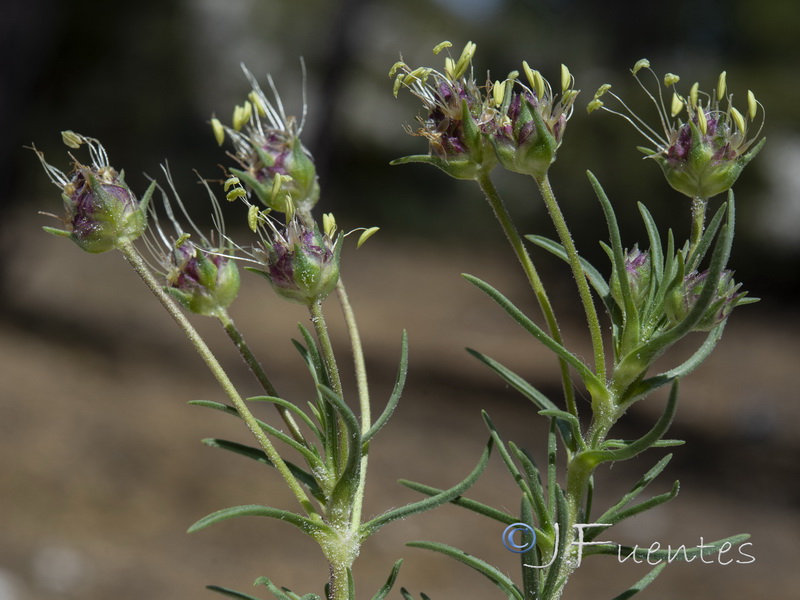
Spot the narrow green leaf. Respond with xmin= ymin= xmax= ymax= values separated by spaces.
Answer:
xmin=188 ymin=504 xmax=331 ymax=537
xmin=637 ymin=203 xmax=663 ymax=285
xmin=581 ymin=381 xmax=678 ymax=465
xmin=466 ymin=349 xmax=576 ymax=451
xmin=361 ymin=437 xmax=492 ymax=536
xmin=363 ymin=331 xmax=408 ymax=444
xmin=483 ymin=412 xmax=535 ymax=507
xmin=406 ymin=541 xmax=523 ymax=600
xmin=317 ymin=384 xmax=362 ymax=496
xmin=201 ymin=438 xmax=325 ymax=502
xmin=509 ymin=442 xmax=553 ymax=537
xmin=524 ymin=234 xmax=611 ymax=298
xmin=587 ymin=480 xmax=680 ymax=542
xmin=398 ymin=479 xmax=516 ymax=524
xmin=518 ymin=494 xmax=540 ymax=600
xmin=253 ymin=577 xmax=320 ymax=600
xmin=609 ymin=563 xmax=667 ymax=600
xmin=539 ymin=487 xmax=569 ymax=598
xmin=188 ymin=400 xmax=324 ymax=470
xmin=371 ymin=559 xmax=403 ymax=600
xmin=206 ymin=584 xmax=265 ymax=600
xmin=463 ymin=274 xmax=603 ymax=393
xmin=248 ymin=395 xmax=323 ymax=442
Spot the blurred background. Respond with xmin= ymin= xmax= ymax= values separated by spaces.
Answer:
xmin=1 ymin=0 xmax=798 ymax=598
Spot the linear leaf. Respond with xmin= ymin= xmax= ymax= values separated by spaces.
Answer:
xmin=398 ymin=479 xmax=516 ymax=524
xmin=206 ymin=584 xmax=265 ymax=600
xmin=609 ymin=563 xmax=667 ymax=600
xmin=406 ymin=541 xmax=523 ymax=600
xmin=188 ymin=504 xmax=331 ymax=537
xmin=371 ymin=559 xmax=403 ymax=600
xmin=364 ymin=331 xmax=408 ymax=444
xmin=361 ymin=438 xmax=492 ymax=536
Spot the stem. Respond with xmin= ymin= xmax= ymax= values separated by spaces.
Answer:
xmin=335 ymin=279 xmax=370 ymax=529
xmin=476 ymin=169 xmax=578 ymax=419
xmin=689 ymin=195 xmax=708 ymax=258
xmin=308 ymin=299 xmax=348 ymax=475
xmin=216 ymin=308 xmax=307 ymax=446
xmin=118 ymin=241 xmax=318 ymax=519
xmin=534 ymin=174 xmax=607 ymax=382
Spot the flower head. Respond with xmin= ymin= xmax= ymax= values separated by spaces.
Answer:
xmin=144 ymin=169 xmax=240 ymax=316
xmin=589 ymin=60 xmax=765 ymax=198
xmin=610 ymin=246 xmax=652 ymax=310
xmin=33 ymin=131 xmax=153 ymax=253
xmin=390 ymin=41 xmax=497 ymax=179
xmin=490 ymin=62 xmax=578 ymax=178
xmin=666 ymin=268 xmax=747 ymax=331
xmin=249 ymin=215 xmax=342 ymax=306
xmin=213 ymin=66 xmax=319 ymax=218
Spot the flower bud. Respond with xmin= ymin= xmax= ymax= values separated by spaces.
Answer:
xmin=166 ymin=240 xmax=240 ymax=316
xmin=610 ymin=246 xmax=651 ymax=310
xmin=33 ymin=133 xmax=152 ymax=253
xmin=251 ymin=219 xmax=342 ymax=305
xmin=666 ymin=269 xmax=746 ymax=331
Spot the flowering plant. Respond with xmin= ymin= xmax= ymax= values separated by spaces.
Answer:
xmin=31 ymin=41 xmax=763 ymax=600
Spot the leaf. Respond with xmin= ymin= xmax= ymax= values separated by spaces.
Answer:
xmin=206 ymin=584 xmax=265 ymax=600
xmin=466 ymin=348 xmax=576 ymax=451
xmin=609 ymin=563 xmax=667 ymax=600
xmin=509 ymin=442 xmax=553 ymax=539
xmin=579 ymin=380 xmax=679 ymax=466
xmin=187 ymin=504 xmax=331 ymax=538
xmin=406 ymin=541 xmax=523 ymax=600
xmin=188 ymin=400 xmax=324 ymax=471
xmin=371 ymin=560 xmax=403 ymax=600
xmin=253 ymin=577 xmax=321 ymax=600
xmin=248 ymin=395 xmax=323 ymax=442
xmin=363 ymin=331 xmax=408 ymax=444
xmin=539 ymin=487 xmax=569 ymax=598
xmin=463 ymin=274 xmax=603 ymax=394
xmin=201 ymin=438 xmax=325 ymax=502
xmin=587 ymin=480 xmax=680 ymax=542
xmin=636 ymin=203 xmax=663 ymax=285
xmin=316 ymin=385 xmax=362 ymax=499
xmin=483 ymin=413 xmax=536 ymax=508
xmin=524 ymin=234 xmax=611 ymax=299
xmin=361 ymin=437 xmax=492 ymax=537
xmin=398 ymin=479 xmax=516 ymax=524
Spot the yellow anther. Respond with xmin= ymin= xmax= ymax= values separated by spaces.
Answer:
xmin=632 ymin=59 xmax=650 ymax=75
xmin=730 ymin=107 xmax=746 ymax=133
xmin=211 ymin=118 xmax=225 ymax=146
xmin=388 ymin=61 xmax=406 ymax=78
xmin=594 ymin=84 xmax=612 ymax=99
xmin=322 ymin=213 xmax=337 ymax=238
xmin=225 ymin=187 xmax=247 ymax=202
xmin=232 ymin=105 xmax=245 ymax=131
xmin=561 ymin=64 xmax=572 ymax=94
xmin=670 ymin=92 xmax=684 ymax=117
xmin=747 ymin=90 xmax=757 ymax=120
xmin=175 ymin=233 xmax=192 ymax=248
xmin=284 ymin=196 xmax=296 ymax=223
xmin=717 ymin=71 xmax=727 ymax=101
xmin=433 ymin=41 xmax=452 ymax=54
xmin=689 ymin=82 xmax=699 ymax=108
xmin=61 ymin=130 xmax=83 ymax=149
xmin=664 ymin=73 xmax=680 ymax=87
xmin=452 ymin=41 xmax=476 ymax=80
xmin=224 ymin=176 xmax=241 ymax=192
xmin=444 ymin=57 xmax=456 ymax=79
xmin=392 ymin=75 xmax=404 ymax=98
xmin=249 ymin=91 xmax=267 ymax=117
xmin=492 ymin=80 xmax=506 ymax=107
xmin=357 ymin=227 xmax=380 ymax=249
xmin=587 ymin=99 xmax=604 ymax=114
xmin=696 ymin=108 xmax=708 ymax=135
xmin=247 ymin=204 xmax=260 ymax=232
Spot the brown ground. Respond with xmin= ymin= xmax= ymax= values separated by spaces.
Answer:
xmin=1 ymin=214 xmax=799 ymax=599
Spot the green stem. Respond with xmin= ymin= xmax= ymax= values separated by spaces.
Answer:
xmin=118 ymin=241 xmax=318 ymax=520
xmin=335 ymin=279 xmax=370 ymax=530
xmin=689 ymin=195 xmax=709 ymax=258
xmin=308 ymin=299 xmax=347 ymax=475
xmin=534 ymin=174 xmax=606 ymax=382
xmin=216 ymin=308 xmax=307 ymax=446
xmin=475 ymin=169 xmax=578 ymax=419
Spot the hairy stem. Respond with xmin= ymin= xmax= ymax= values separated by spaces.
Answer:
xmin=335 ymin=279 xmax=370 ymax=529
xmin=216 ymin=308 xmax=307 ymax=445
xmin=118 ymin=241 xmax=318 ymax=519
xmin=689 ymin=195 xmax=709 ymax=258
xmin=476 ymin=169 xmax=578 ymax=419
xmin=534 ymin=174 xmax=606 ymax=381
